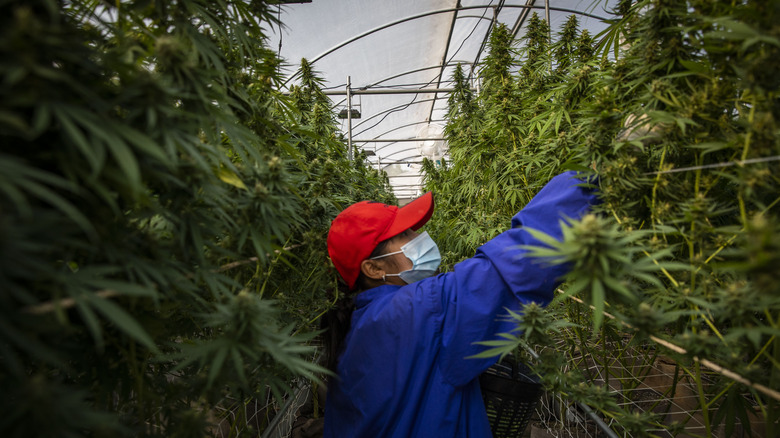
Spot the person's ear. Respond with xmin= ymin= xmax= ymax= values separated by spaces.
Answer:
xmin=360 ymin=259 xmax=385 ymax=281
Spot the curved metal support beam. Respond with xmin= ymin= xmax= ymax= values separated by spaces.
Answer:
xmin=282 ymin=4 xmax=609 ymax=87
xmin=325 ymin=88 xmax=460 ymax=96
xmin=511 ymin=0 xmax=537 ymax=37
xmin=365 ymin=118 xmax=447 ymax=140
xmin=470 ymin=1 xmax=505 ymax=83
xmin=352 ymin=96 xmax=439 ymax=135
xmin=350 ymin=118 xmax=442 ymax=158
xmin=310 ymin=5 xmax=608 ymax=65
xmin=356 ymin=138 xmax=446 ymax=143
xmin=427 ymin=0 xmax=462 ymax=124
xmin=325 ymin=68 xmax=467 ymax=112
xmin=355 ymin=125 xmax=445 ymax=155
xmin=369 ymin=136 xmax=442 ymax=155
xmin=379 ymin=147 xmax=421 ymax=160
xmin=325 ymin=62 xmax=473 ymax=140
xmin=322 ymin=62 xmax=474 ymax=93
xmin=378 ymin=161 xmax=425 ymax=168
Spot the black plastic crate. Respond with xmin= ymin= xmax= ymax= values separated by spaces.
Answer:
xmin=480 ymin=359 xmax=543 ymax=438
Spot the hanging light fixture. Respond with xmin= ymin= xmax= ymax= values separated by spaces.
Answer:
xmin=337 ymin=108 xmax=361 ymax=119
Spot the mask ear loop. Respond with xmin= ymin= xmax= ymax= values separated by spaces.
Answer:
xmin=382 ymin=274 xmax=386 ymax=282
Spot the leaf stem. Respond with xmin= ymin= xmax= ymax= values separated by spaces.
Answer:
xmin=651 ymin=145 xmax=667 ymax=238
xmin=693 ymin=361 xmax=712 ymax=436
xmin=738 ymin=97 xmax=756 ymax=226
xmin=769 ymin=316 xmax=780 ymax=437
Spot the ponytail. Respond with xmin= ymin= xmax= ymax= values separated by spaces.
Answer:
xmin=322 ymin=291 xmax=355 ymax=373
xmin=322 ymin=239 xmax=391 ymax=373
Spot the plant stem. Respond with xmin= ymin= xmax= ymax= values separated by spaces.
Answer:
xmin=651 ymin=145 xmax=667 ymax=239
xmin=768 ymin=319 xmax=780 ymax=438
xmin=693 ymin=361 xmax=712 ymax=436
xmin=738 ymin=97 xmax=756 ymax=226
xmin=690 ymin=155 xmax=702 ymax=296
xmin=602 ymin=324 xmax=609 ymax=390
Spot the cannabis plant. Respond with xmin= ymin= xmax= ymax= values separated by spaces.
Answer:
xmin=0 ymin=1 xmax=391 ymax=437
xmin=266 ymin=58 xmax=395 ymax=332
xmin=425 ymin=2 xmax=780 ymax=436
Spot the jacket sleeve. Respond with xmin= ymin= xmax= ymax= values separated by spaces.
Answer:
xmin=435 ymin=171 xmax=598 ymax=387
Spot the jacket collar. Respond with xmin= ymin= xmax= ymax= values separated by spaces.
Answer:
xmin=354 ymin=284 xmax=401 ymax=309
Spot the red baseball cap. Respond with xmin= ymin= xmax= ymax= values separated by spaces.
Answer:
xmin=327 ymin=192 xmax=435 ymax=289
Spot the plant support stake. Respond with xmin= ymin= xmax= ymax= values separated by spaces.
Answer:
xmin=347 ymin=75 xmax=353 ymax=161
xmin=561 ymin=291 xmax=780 ymax=403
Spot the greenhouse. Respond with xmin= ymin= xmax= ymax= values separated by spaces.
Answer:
xmin=1 ymin=1 xmax=779 ymax=437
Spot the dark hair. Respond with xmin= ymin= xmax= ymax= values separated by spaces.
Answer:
xmin=322 ymin=239 xmax=391 ymax=373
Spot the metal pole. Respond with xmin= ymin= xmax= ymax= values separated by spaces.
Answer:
xmin=511 ymin=0 xmax=536 ymax=38
xmin=346 ymin=76 xmax=353 ymax=161
xmin=545 ymin=0 xmax=551 ymax=40
xmin=427 ymin=0 xmax=461 ymax=123
xmin=468 ymin=5 xmax=499 ymax=83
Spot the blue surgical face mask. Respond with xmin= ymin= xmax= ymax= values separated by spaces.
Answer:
xmin=371 ymin=231 xmax=441 ymax=284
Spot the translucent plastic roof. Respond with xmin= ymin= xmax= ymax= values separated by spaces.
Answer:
xmin=269 ymin=0 xmax=618 ymax=199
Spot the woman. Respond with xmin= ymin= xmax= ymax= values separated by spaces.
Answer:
xmin=323 ymin=171 xmax=598 ymax=437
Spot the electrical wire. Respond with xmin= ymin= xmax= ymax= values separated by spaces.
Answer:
xmin=447 ymin=6 xmax=494 ymax=63
xmin=322 ymin=5 xmax=494 ymax=146
xmin=643 ymin=155 xmax=780 ymax=176
xmin=468 ymin=0 xmax=500 ymax=82
xmin=352 ymin=57 xmax=463 ymax=136
xmin=342 ymin=5 xmax=493 ymax=195
xmin=338 ymin=4 xmax=496 ymax=139
xmin=348 ymin=97 xmax=439 ymax=137
xmin=351 ymin=90 xmax=433 ymax=137
xmin=277 ymin=5 xmax=283 ymax=69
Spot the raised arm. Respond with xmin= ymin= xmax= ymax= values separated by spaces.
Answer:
xmin=436 ymin=171 xmax=598 ymax=386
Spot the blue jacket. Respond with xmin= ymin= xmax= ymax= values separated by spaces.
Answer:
xmin=324 ymin=172 xmax=598 ymax=437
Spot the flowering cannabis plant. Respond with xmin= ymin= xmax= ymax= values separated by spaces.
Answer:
xmin=425 ymin=2 xmax=780 ymax=436
xmin=0 ymin=1 xmax=392 ymax=436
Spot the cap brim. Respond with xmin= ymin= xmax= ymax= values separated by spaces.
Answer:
xmin=379 ymin=191 xmax=434 ymax=241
